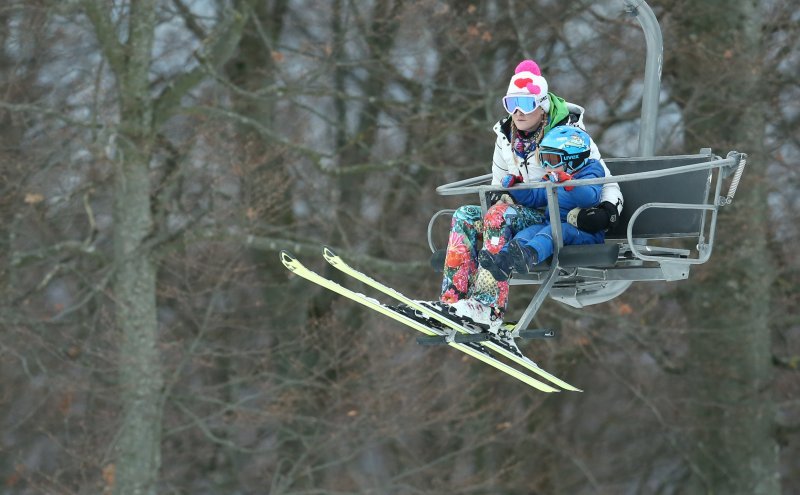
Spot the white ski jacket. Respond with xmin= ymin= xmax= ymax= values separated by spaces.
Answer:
xmin=490 ymin=101 xmax=623 ymax=213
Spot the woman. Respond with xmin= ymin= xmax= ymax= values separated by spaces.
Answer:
xmin=437 ymin=60 xmax=623 ymax=331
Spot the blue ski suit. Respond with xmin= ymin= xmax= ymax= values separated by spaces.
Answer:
xmin=507 ymin=159 xmax=606 ymax=263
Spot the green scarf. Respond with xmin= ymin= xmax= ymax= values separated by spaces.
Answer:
xmin=544 ymin=93 xmax=570 ymax=134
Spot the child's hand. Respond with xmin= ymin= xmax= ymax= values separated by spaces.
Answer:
xmin=501 ymin=174 xmax=524 ymax=188
xmin=544 ymin=169 xmax=574 ymax=191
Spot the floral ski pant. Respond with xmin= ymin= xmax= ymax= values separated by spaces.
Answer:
xmin=439 ymin=203 xmax=544 ymax=317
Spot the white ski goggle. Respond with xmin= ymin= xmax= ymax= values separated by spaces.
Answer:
xmin=502 ymin=96 xmax=539 ymax=115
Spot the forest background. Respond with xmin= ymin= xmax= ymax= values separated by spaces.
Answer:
xmin=0 ymin=0 xmax=798 ymax=494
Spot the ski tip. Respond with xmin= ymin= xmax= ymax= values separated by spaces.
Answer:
xmin=555 ymin=382 xmax=582 ymax=392
xmin=544 ymin=375 xmax=582 ymax=393
xmin=322 ymin=245 xmax=337 ymax=258
xmin=279 ymin=251 xmax=296 ymax=266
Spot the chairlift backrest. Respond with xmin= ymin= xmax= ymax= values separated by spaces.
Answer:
xmin=605 ymin=153 xmax=714 ymax=239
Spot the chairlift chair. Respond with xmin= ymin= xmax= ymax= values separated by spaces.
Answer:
xmin=427 ymin=149 xmax=748 ymax=331
xmin=426 ymin=0 xmax=749 ymax=332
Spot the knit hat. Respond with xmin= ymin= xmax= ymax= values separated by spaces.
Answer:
xmin=505 ymin=60 xmax=550 ymax=113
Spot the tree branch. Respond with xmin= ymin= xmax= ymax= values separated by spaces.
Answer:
xmin=240 ymin=234 xmax=430 ymax=273
xmin=144 ymin=221 xmax=429 ymax=273
xmin=153 ymin=0 xmax=256 ymax=126
xmin=80 ymin=1 xmax=126 ymax=77
xmin=171 ymin=0 xmax=208 ymax=40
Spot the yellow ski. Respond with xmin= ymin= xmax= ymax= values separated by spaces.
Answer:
xmin=322 ymin=246 xmax=581 ymax=392
xmin=280 ymin=251 xmax=559 ymax=393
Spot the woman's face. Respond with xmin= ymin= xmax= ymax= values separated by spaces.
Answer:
xmin=512 ymin=107 xmax=544 ymax=132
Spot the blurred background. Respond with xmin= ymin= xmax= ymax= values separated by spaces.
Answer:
xmin=0 ymin=0 xmax=797 ymax=493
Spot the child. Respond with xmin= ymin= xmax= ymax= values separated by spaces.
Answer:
xmin=479 ymin=126 xmax=606 ymax=280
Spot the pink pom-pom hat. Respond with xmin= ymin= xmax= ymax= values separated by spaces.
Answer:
xmin=505 ymin=59 xmax=550 ymax=113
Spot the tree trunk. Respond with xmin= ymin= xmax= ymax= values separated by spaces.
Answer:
xmin=671 ymin=1 xmax=779 ymax=493
xmin=112 ymin=139 xmax=163 ymax=495
xmin=106 ymin=2 xmax=163 ymax=494
xmin=82 ymin=1 xmax=252 ymax=490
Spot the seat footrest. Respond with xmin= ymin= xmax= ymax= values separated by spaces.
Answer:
xmin=558 ymin=243 xmax=620 ymax=268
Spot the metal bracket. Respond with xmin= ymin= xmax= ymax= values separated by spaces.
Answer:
xmin=659 ymin=261 xmax=691 ymax=281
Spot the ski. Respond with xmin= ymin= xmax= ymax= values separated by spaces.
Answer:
xmin=280 ymin=251 xmax=559 ymax=392
xmin=321 ymin=247 xmax=582 ymax=392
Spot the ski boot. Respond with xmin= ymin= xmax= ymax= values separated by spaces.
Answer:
xmin=479 ymin=240 xmax=539 ymax=281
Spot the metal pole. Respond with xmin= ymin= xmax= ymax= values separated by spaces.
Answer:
xmin=624 ymin=0 xmax=663 ymax=157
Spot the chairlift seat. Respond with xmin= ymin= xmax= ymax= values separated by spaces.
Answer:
xmin=431 ymin=152 xmax=717 ymax=272
xmin=429 ymin=150 xmax=746 ymax=328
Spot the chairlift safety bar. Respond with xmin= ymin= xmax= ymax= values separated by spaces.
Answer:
xmin=433 ymin=152 xmax=745 ymax=262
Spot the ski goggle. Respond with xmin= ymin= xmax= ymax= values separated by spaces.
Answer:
xmin=502 ymin=96 xmax=539 ymax=115
xmin=539 ymin=148 xmax=590 ymax=171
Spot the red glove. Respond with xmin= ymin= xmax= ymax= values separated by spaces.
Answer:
xmin=501 ymin=174 xmax=524 ymax=188
xmin=544 ymin=169 xmax=574 ymax=191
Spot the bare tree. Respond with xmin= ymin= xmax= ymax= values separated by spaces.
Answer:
xmin=1 ymin=0 xmax=797 ymax=493
xmin=77 ymin=1 xmax=252 ymax=492
xmin=664 ymin=1 xmax=781 ymax=493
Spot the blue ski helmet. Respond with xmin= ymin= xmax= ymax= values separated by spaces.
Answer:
xmin=538 ymin=126 xmax=592 ymax=174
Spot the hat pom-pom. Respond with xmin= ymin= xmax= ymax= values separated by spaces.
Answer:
xmin=515 ymin=60 xmax=541 ymax=76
